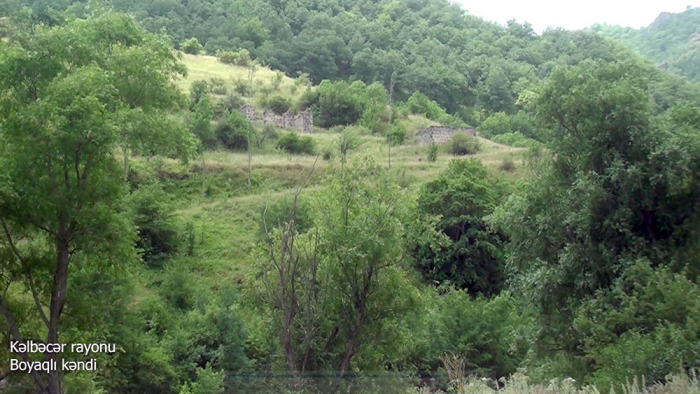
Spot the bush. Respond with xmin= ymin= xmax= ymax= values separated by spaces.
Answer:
xmin=216 ymin=50 xmax=237 ymax=64
xmin=181 ymin=37 xmax=203 ymax=55
xmin=427 ymin=143 xmax=438 ymax=162
xmin=414 ymin=159 xmax=506 ymax=296
xmin=451 ymin=132 xmax=479 ymax=155
xmin=266 ymin=96 xmax=291 ymax=115
xmin=216 ymin=112 xmax=254 ymax=150
xmin=233 ymin=77 xmax=251 ymax=96
xmin=208 ymin=77 xmax=227 ymax=95
xmin=322 ymin=149 xmax=333 ymax=161
xmin=189 ymin=80 xmax=210 ymax=110
xmin=388 ymin=124 xmax=407 ymax=146
xmin=256 ymin=124 xmax=278 ymax=148
xmin=492 ymin=132 xmax=543 ymax=148
xmin=272 ymin=71 xmax=284 ymax=89
xmin=314 ymin=80 xmax=365 ymax=128
xmin=215 ymin=94 xmax=244 ymax=116
xmin=277 ymin=132 xmax=316 ymax=155
xmin=336 ymin=128 xmax=363 ymax=160
xmin=407 ymin=92 xmax=464 ymax=127
xmin=258 ymin=197 xmax=313 ymax=244
xmin=500 ymin=158 xmax=516 ymax=172
xmin=128 ymin=184 xmax=180 ymax=267
xmin=234 ymin=49 xmax=251 ymax=66
xmin=479 ymin=112 xmax=511 ymax=138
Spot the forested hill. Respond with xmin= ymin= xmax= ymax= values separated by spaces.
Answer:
xmin=5 ymin=0 xmax=693 ymax=123
xmin=591 ymin=7 xmax=700 ymax=83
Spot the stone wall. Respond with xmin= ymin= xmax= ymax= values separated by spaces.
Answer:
xmin=416 ymin=125 xmax=476 ymax=145
xmin=240 ymin=104 xmax=313 ymax=133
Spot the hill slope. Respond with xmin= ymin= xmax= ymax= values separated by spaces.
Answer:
xmin=591 ymin=7 xmax=700 ymax=82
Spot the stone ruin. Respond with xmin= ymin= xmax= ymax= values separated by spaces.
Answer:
xmin=416 ymin=125 xmax=477 ymax=145
xmin=240 ymin=104 xmax=313 ymax=133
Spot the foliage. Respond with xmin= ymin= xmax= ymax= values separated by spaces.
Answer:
xmin=336 ymin=127 xmax=363 ymax=161
xmin=450 ymin=132 xmax=479 ymax=155
xmin=216 ymin=111 xmax=255 ymax=150
xmin=0 ymin=11 xmax=195 ymax=392
xmin=491 ymin=59 xmax=700 ymax=382
xmin=388 ymin=124 xmax=407 ymax=146
xmin=179 ymin=365 xmax=225 ymax=394
xmin=277 ymin=132 xmax=316 ymax=155
xmin=427 ymin=143 xmax=439 ymax=163
xmin=266 ymin=95 xmax=292 ymax=114
xmin=181 ymin=37 xmax=203 ymax=55
xmin=479 ymin=112 xmax=512 ymax=138
xmin=414 ymin=160 xmax=506 ymax=296
xmin=128 ymin=184 xmax=181 ymax=267
xmin=593 ymin=7 xmax=700 ymax=83
xmin=406 ymin=92 xmax=464 ymax=127
xmin=312 ymin=80 xmax=366 ymax=127
xmin=254 ymin=158 xmax=417 ymax=378
xmin=190 ymin=94 xmax=216 ymax=148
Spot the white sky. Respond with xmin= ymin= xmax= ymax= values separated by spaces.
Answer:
xmin=455 ymin=0 xmax=700 ymax=33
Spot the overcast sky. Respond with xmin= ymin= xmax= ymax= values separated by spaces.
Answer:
xmin=455 ymin=1 xmax=699 ymax=33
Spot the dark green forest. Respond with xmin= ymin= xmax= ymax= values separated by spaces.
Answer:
xmin=0 ymin=1 xmax=699 ymax=393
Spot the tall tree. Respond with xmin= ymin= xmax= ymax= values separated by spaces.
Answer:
xmin=0 ymin=12 xmax=195 ymax=393
xmin=493 ymin=59 xmax=700 ymax=380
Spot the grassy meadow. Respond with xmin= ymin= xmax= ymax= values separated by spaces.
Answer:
xmin=129 ymin=53 xmax=530 ymax=292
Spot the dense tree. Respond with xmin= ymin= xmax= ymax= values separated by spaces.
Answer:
xmin=493 ymin=59 xmax=700 ymax=382
xmin=414 ymin=160 xmax=506 ymax=296
xmin=592 ymin=7 xmax=700 ymax=83
xmin=0 ymin=12 xmax=194 ymax=392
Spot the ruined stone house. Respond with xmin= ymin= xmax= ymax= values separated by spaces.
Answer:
xmin=240 ymin=104 xmax=313 ymax=133
xmin=416 ymin=125 xmax=477 ymax=145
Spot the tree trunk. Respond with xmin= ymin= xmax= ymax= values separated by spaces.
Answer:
xmin=46 ymin=224 xmax=71 ymax=394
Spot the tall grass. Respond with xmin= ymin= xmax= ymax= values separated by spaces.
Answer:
xmin=428 ymin=354 xmax=700 ymax=394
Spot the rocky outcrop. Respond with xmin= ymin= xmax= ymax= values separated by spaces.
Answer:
xmin=240 ymin=104 xmax=313 ymax=133
xmin=416 ymin=125 xmax=476 ymax=145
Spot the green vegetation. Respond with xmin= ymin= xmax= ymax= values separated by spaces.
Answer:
xmin=592 ymin=7 xmax=700 ymax=82
xmin=0 ymin=3 xmax=699 ymax=394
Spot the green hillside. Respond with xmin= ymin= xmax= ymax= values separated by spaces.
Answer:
xmin=0 ymin=3 xmax=699 ymax=394
xmin=592 ymin=7 xmax=700 ymax=82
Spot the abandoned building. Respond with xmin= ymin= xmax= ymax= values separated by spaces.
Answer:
xmin=240 ymin=104 xmax=314 ymax=133
xmin=416 ymin=125 xmax=477 ymax=145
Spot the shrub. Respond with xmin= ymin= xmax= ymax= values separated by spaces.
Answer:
xmin=256 ymin=124 xmax=278 ymax=148
xmin=336 ymin=128 xmax=363 ymax=160
xmin=217 ymin=50 xmax=237 ymax=64
xmin=414 ymin=159 xmax=506 ymax=296
xmin=427 ymin=143 xmax=438 ymax=162
xmin=500 ymin=158 xmax=516 ymax=172
xmin=314 ymin=80 xmax=365 ymax=128
xmin=208 ymin=77 xmax=227 ymax=95
xmin=189 ymin=80 xmax=209 ymax=110
xmin=272 ymin=71 xmax=284 ymax=89
xmin=388 ymin=124 xmax=407 ymax=146
xmin=258 ymin=196 xmax=313 ymax=244
xmin=479 ymin=112 xmax=511 ymax=138
xmin=492 ymin=132 xmax=543 ymax=148
xmin=407 ymin=92 xmax=464 ymax=126
xmin=128 ymin=184 xmax=180 ymax=267
xmin=233 ymin=77 xmax=251 ymax=96
xmin=322 ymin=149 xmax=333 ymax=161
xmin=451 ymin=132 xmax=479 ymax=155
xmin=277 ymin=132 xmax=316 ymax=155
xmin=266 ymin=96 xmax=291 ymax=115
xmin=234 ymin=49 xmax=251 ymax=66
xmin=216 ymin=111 xmax=254 ymax=150
xmin=215 ymin=94 xmax=244 ymax=116
xmin=181 ymin=37 xmax=203 ymax=55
